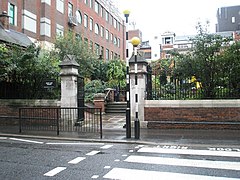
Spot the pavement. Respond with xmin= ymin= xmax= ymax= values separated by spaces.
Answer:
xmin=1 ymin=113 xmax=240 ymax=146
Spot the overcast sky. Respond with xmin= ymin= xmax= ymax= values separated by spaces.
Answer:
xmin=113 ymin=0 xmax=240 ymax=41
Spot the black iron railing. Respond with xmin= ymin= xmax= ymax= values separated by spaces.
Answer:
xmin=19 ymin=107 xmax=102 ymax=138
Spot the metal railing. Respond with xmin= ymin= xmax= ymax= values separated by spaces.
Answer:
xmin=19 ymin=107 xmax=102 ymax=138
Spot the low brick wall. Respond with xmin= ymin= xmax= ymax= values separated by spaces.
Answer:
xmin=0 ymin=99 xmax=60 ymax=125
xmin=145 ymin=100 xmax=240 ymax=129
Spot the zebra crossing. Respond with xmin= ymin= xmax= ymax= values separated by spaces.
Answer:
xmin=103 ymin=146 xmax=240 ymax=180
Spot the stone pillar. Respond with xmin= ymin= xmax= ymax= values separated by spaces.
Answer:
xmin=129 ymin=54 xmax=148 ymax=127
xmin=59 ymin=55 xmax=79 ymax=108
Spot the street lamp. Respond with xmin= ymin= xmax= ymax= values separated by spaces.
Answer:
xmin=130 ymin=36 xmax=141 ymax=139
xmin=123 ymin=9 xmax=131 ymax=138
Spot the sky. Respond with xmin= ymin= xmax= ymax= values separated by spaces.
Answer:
xmin=113 ymin=0 xmax=240 ymax=41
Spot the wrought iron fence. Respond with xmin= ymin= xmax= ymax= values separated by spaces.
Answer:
xmin=148 ymin=77 xmax=240 ymax=100
xmin=19 ymin=107 xmax=102 ymax=138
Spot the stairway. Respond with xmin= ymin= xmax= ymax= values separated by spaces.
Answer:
xmin=105 ymin=102 xmax=127 ymax=114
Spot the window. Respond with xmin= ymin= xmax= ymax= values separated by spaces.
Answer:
xmin=100 ymin=46 xmax=104 ymax=58
xmin=110 ymin=51 xmax=114 ymax=59
xmin=95 ymin=43 xmax=100 ymax=55
xmin=113 ymin=18 xmax=117 ymax=28
xmin=232 ymin=17 xmax=235 ymax=23
xmin=105 ymin=11 xmax=109 ymax=22
xmin=56 ymin=0 xmax=64 ymax=13
xmin=76 ymin=10 xmax=82 ymax=24
xmin=95 ymin=1 xmax=99 ymax=14
xmin=9 ymin=3 xmax=15 ymax=25
xmin=117 ymin=22 xmax=120 ymax=31
xmin=100 ymin=26 xmax=104 ymax=37
xmin=110 ymin=33 xmax=113 ymax=42
xmin=56 ymin=24 xmax=64 ymax=36
xmin=95 ymin=23 xmax=99 ymax=34
xmin=106 ymin=49 xmax=109 ymax=60
xmin=89 ymin=0 xmax=93 ymax=8
xmin=90 ymin=18 xmax=93 ymax=31
xmin=117 ymin=38 xmax=120 ymax=47
xmin=100 ymin=6 xmax=103 ymax=17
xmin=84 ymin=14 xmax=88 ymax=27
xmin=165 ymin=54 xmax=171 ymax=59
xmin=105 ymin=29 xmax=109 ymax=40
xmin=84 ymin=0 xmax=88 ymax=5
xmin=114 ymin=37 xmax=117 ymax=45
xmin=68 ymin=2 xmax=73 ymax=16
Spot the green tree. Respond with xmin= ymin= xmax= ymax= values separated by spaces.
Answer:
xmin=53 ymin=32 xmax=98 ymax=78
xmin=172 ymin=22 xmax=233 ymax=98
xmin=106 ymin=59 xmax=126 ymax=88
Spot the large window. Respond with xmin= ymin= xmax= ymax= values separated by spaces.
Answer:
xmin=68 ymin=2 xmax=73 ymax=16
xmin=105 ymin=11 xmax=109 ymax=22
xmin=95 ymin=23 xmax=99 ymax=35
xmin=76 ymin=10 xmax=82 ymax=24
xmin=9 ymin=3 xmax=15 ymax=25
xmin=106 ymin=49 xmax=109 ymax=60
xmin=56 ymin=0 xmax=64 ymax=13
xmin=94 ymin=1 xmax=99 ymax=14
xmin=100 ymin=26 xmax=104 ymax=37
xmin=95 ymin=43 xmax=100 ymax=55
xmin=105 ymin=29 xmax=109 ymax=40
xmin=84 ymin=14 xmax=88 ymax=28
xmin=90 ymin=18 xmax=93 ymax=31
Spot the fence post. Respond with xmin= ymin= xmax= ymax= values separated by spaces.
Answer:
xmin=100 ymin=108 xmax=102 ymax=139
xmin=56 ymin=108 xmax=60 ymax=136
xmin=19 ymin=108 xmax=22 ymax=133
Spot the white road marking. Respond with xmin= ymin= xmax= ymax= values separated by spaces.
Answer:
xmin=100 ymin=145 xmax=113 ymax=149
xmin=103 ymin=168 xmax=238 ymax=180
xmin=125 ymin=155 xmax=240 ymax=171
xmin=86 ymin=150 xmax=100 ymax=156
xmin=44 ymin=167 xmax=66 ymax=177
xmin=114 ymin=159 xmax=120 ymax=162
xmin=46 ymin=142 xmax=104 ymax=145
xmin=104 ymin=166 xmax=111 ymax=169
xmin=9 ymin=138 xmax=43 ymax=144
xmin=68 ymin=157 xmax=86 ymax=164
xmin=91 ymin=175 xmax=99 ymax=179
xmin=0 ymin=137 xmax=7 ymax=139
xmin=138 ymin=147 xmax=240 ymax=158
xmin=122 ymin=154 xmax=128 ymax=157
xmin=129 ymin=150 xmax=134 ymax=152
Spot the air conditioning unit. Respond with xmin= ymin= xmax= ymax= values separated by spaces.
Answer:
xmin=68 ymin=16 xmax=77 ymax=27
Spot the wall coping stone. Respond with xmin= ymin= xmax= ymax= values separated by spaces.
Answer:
xmin=145 ymin=100 xmax=240 ymax=108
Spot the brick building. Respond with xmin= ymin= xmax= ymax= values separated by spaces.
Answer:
xmin=0 ymin=0 xmax=125 ymax=60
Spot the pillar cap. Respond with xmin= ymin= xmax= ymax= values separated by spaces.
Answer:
xmin=59 ymin=55 xmax=79 ymax=68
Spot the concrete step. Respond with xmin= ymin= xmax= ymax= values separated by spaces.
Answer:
xmin=105 ymin=102 xmax=127 ymax=114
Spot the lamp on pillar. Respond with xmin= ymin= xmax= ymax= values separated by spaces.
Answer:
xmin=130 ymin=36 xmax=141 ymax=139
xmin=123 ymin=9 xmax=131 ymax=138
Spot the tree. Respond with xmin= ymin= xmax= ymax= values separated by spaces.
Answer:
xmin=0 ymin=43 xmax=60 ymax=98
xmin=53 ymin=32 xmax=98 ymax=78
xmin=106 ymin=59 xmax=126 ymax=88
xmin=172 ymin=22 xmax=234 ymax=98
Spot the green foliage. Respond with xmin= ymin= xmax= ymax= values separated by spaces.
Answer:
xmin=106 ymin=59 xmax=126 ymax=88
xmin=84 ymin=80 xmax=106 ymax=102
xmin=53 ymin=32 xmax=98 ymax=78
xmin=171 ymin=22 xmax=239 ymax=98
xmin=0 ymin=43 xmax=60 ymax=99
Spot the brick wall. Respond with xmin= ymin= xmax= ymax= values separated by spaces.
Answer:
xmin=144 ymin=100 xmax=240 ymax=129
xmin=0 ymin=99 xmax=59 ymax=125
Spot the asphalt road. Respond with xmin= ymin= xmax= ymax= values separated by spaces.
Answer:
xmin=0 ymin=137 xmax=240 ymax=180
